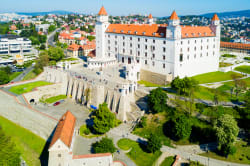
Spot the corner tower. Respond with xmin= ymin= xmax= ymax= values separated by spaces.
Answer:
xmin=210 ymin=14 xmax=221 ymax=38
xmin=96 ymin=6 xmax=109 ymax=59
xmin=166 ymin=11 xmax=181 ymax=40
xmin=147 ymin=14 xmax=154 ymax=24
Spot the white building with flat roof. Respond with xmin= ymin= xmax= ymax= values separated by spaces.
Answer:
xmin=88 ymin=6 xmax=220 ymax=83
xmin=0 ymin=35 xmax=32 ymax=55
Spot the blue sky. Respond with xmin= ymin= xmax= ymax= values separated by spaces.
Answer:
xmin=1 ymin=0 xmax=249 ymax=16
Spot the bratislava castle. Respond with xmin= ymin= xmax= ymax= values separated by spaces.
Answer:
xmin=88 ymin=6 xmax=221 ymax=80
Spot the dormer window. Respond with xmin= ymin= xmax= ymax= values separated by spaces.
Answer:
xmin=128 ymin=30 xmax=131 ymax=34
xmin=198 ymin=33 xmax=201 ymax=36
xmin=113 ymin=29 xmax=116 ymax=32
xmin=134 ymin=31 xmax=137 ymax=34
xmin=121 ymin=30 xmax=124 ymax=33
xmin=160 ymin=33 xmax=164 ymax=37
xmin=192 ymin=33 xmax=195 ymax=36
xmin=153 ymin=32 xmax=156 ymax=36
xmin=185 ymin=33 xmax=188 ymax=37
xmin=143 ymin=32 xmax=146 ymax=35
xmin=204 ymin=32 xmax=207 ymax=36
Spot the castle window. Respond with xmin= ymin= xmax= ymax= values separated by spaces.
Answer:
xmin=123 ymin=42 xmax=125 ymax=46
xmin=145 ymin=45 xmax=147 ymax=50
xmin=187 ymin=55 xmax=189 ymax=60
xmin=152 ymin=46 xmax=155 ymax=51
xmin=194 ymin=47 xmax=196 ymax=51
xmin=115 ymin=35 xmax=117 ymax=39
xmin=138 ymin=51 xmax=140 ymax=56
xmin=152 ymin=54 xmax=155 ymax=58
xmin=188 ymin=40 xmax=190 ymax=44
xmin=123 ymin=49 xmax=125 ymax=53
xmin=145 ymin=60 xmax=147 ymax=64
xmin=108 ymin=35 xmax=110 ymax=38
xmin=195 ymin=40 xmax=197 ymax=44
xmin=163 ymin=55 xmax=165 ymax=60
xmin=180 ymin=48 xmax=182 ymax=52
xmin=115 ymin=47 xmax=117 ymax=52
xmin=213 ymin=45 xmax=215 ymax=48
xmin=163 ymin=47 xmax=166 ymax=52
xmin=163 ymin=63 xmax=165 ymax=68
xmin=108 ymin=46 xmax=110 ymax=50
xmin=194 ymin=54 xmax=196 ymax=58
xmin=181 ymin=41 xmax=183 ymax=45
xmin=130 ymin=37 xmax=132 ymax=40
xmin=123 ymin=36 xmax=125 ymax=40
xmin=115 ymin=41 xmax=117 ymax=45
xmin=153 ymin=39 xmax=155 ymax=43
xmin=201 ymin=46 xmax=203 ymax=50
xmin=163 ymin=41 xmax=166 ymax=44
xmin=108 ymin=40 xmax=110 ymax=44
xmin=145 ymin=52 xmax=147 ymax=57
xmin=138 ymin=44 xmax=140 ymax=48
xmin=207 ymin=39 xmax=209 ymax=42
xmin=138 ymin=38 xmax=140 ymax=42
xmin=58 ymin=154 xmax=61 ymax=157
xmin=187 ymin=47 xmax=190 ymax=52
xmin=145 ymin=39 xmax=148 ymax=42
xmin=213 ymin=51 xmax=215 ymax=56
xmin=130 ymin=50 xmax=132 ymax=55
xmin=152 ymin=61 xmax=155 ymax=66
xmin=200 ymin=53 xmax=202 ymax=57
xmin=180 ymin=54 xmax=183 ymax=62
xmin=130 ymin=43 xmax=132 ymax=47
xmin=207 ymin=52 xmax=208 ymax=56
xmin=207 ymin=46 xmax=209 ymax=49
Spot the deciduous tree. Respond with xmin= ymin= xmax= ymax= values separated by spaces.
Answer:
xmin=92 ymin=137 xmax=116 ymax=153
xmin=147 ymin=134 xmax=162 ymax=153
xmin=148 ymin=88 xmax=168 ymax=113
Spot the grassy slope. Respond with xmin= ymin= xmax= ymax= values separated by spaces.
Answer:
xmin=117 ymin=138 xmax=162 ymax=166
xmin=0 ymin=116 xmax=46 ymax=166
xmin=22 ymin=70 xmax=37 ymax=81
xmin=191 ymin=71 xmax=243 ymax=84
xmin=234 ymin=65 xmax=250 ymax=74
xmin=160 ymin=156 xmax=175 ymax=166
xmin=200 ymin=140 xmax=250 ymax=164
xmin=9 ymin=81 xmax=51 ymax=95
xmin=44 ymin=95 xmax=67 ymax=103
xmin=138 ymin=80 xmax=168 ymax=87
xmin=9 ymin=72 xmax=22 ymax=81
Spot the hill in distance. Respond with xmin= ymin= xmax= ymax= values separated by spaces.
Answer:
xmin=17 ymin=10 xmax=75 ymax=16
xmin=200 ymin=9 xmax=250 ymax=18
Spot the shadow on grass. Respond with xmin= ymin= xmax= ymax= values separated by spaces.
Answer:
xmin=39 ymin=125 xmax=57 ymax=166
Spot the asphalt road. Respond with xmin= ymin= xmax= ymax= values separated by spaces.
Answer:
xmin=11 ymin=66 xmax=34 ymax=83
xmin=47 ymin=28 xmax=61 ymax=48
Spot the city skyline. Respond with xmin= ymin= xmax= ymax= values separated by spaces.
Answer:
xmin=1 ymin=0 xmax=250 ymax=16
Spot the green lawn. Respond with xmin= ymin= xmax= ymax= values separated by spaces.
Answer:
xmin=60 ymin=57 xmax=78 ymax=62
xmin=9 ymin=81 xmax=52 ymax=95
xmin=0 ymin=116 xmax=46 ymax=166
xmin=191 ymin=71 xmax=243 ymax=84
xmin=160 ymin=156 xmax=175 ymax=166
xmin=138 ymin=80 xmax=168 ymax=87
xmin=22 ymin=70 xmax=38 ymax=81
xmin=200 ymin=140 xmax=250 ymax=164
xmin=234 ymin=65 xmax=250 ymax=74
xmin=117 ymin=138 xmax=162 ymax=166
xmin=219 ymin=62 xmax=233 ymax=67
xmin=42 ymin=95 xmax=67 ymax=104
xmin=9 ymin=72 xmax=22 ymax=81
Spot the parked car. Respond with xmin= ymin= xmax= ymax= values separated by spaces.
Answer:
xmin=53 ymin=101 xmax=60 ymax=106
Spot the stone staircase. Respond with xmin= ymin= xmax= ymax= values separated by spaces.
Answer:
xmin=134 ymin=89 xmax=149 ymax=111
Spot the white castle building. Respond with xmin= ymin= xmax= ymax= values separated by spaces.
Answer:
xmin=88 ymin=6 xmax=221 ymax=83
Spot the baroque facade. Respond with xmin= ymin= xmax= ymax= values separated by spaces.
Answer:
xmin=88 ymin=6 xmax=221 ymax=80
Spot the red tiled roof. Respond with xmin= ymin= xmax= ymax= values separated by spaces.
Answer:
xmin=98 ymin=6 xmax=108 ymax=16
xmin=170 ymin=11 xmax=179 ymax=20
xmin=106 ymin=24 xmax=215 ymax=38
xmin=181 ymin=26 xmax=215 ymax=38
xmin=49 ymin=111 xmax=76 ymax=148
xmin=212 ymin=14 xmax=220 ymax=21
xmin=221 ymin=42 xmax=250 ymax=50
xmin=72 ymin=153 xmax=112 ymax=159
xmin=106 ymin=24 xmax=167 ymax=38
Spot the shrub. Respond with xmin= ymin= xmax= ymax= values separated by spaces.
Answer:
xmin=172 ymin=115 xmax=192 ymax=140
xmin=243 ymin=57 xmax=250 ymax=61
xmin=138 ymin=116 xmax=147 ymax=128
xmin=92 ymin=137 xmax=116 ymax=153
xmin=79 ymin=125 xmax=90 ymax=136
xmin=148 ymin=88 xmax=168 ymax=113
xmin=221 ymin=54 xmax=236 ymax=58
xmin=147 ymin=134 xmax=162 ymax=153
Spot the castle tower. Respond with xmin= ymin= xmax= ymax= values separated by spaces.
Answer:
xmin=147 ymin=14 xmax=154 ymax=24
xmin=210 ymin=14 xmax=221 ymax=38
xmin=96 ymin=6 xmax=109 ymax=59
xmin=166 ymin=11 xmax=181 ymax=40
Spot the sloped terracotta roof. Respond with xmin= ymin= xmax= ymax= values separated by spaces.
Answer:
xmin=98 ymin=6 xmax=108 ymax=16
xmin=170 ymin=11 xmax=179 ymax=20
xmin=67 ymin=44 xmax=80 ymax=51
xmin=73 ymin=153 xmax=112 ymax=159
xmin=49 ymin=111 xmax=76 ymax=148
xmin=181 ymin=26 xmax=215 ymax=38
xmin=212 ymin=14 xmax=220 ymax=21
xmin=221 ymin=42 xmax=250 ymax=50
xmin=148 ymin=14 xmax=153 ymax=19
xmin=106 ymin=24 xmax=214 ymax=38
xmin=106 ymin=24 xmax=167 ymax=38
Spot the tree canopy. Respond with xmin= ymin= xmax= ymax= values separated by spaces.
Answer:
xmin=147 ymin=134 xmax=162 ymax=153
xmin=172 ymin=115 xmax=192 ymax=140
xmin=0 ymin=70 xmax=10 ymax=85
xmin=47 ymin=47 xmax=64 ymax=62
xmin=214 ymin=114 xmax=239 ymax=156
xmin=92 ymin=137 xmax=116 ymax=153
xmin=148 ymin=88 xmax=168 ymax=113
xmin=93 ymin=103 xmax=117 ymax=134
xmin=0 ymin=126 xmax=21 ymax=165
